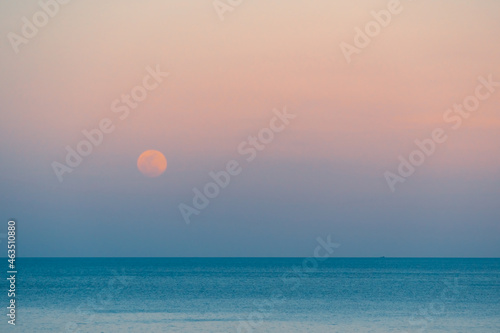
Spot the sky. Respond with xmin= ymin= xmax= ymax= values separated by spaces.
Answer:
xmin=0 ymin=0 xmax=499 ymax=257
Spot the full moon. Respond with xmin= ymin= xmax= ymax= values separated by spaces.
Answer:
xmin=137 ymin=150 xmax=167 ymax=177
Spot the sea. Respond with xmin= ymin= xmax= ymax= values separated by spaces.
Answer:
xmin=1 ymin=258 xmax=499 ymax=332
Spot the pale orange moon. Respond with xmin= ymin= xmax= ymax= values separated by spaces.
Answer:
xmin=137 ymin=150 xmax=167 ymax=177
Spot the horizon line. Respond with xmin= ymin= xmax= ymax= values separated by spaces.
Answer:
xmin=9 ymin=256 xmax=500 ymax=259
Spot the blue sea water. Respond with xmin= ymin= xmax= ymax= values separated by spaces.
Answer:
xmin=1 ymin=258 xmax=499 ymax=332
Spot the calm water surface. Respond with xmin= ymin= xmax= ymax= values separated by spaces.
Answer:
xmin=2 ymin=258 xmax=499 ymax=332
